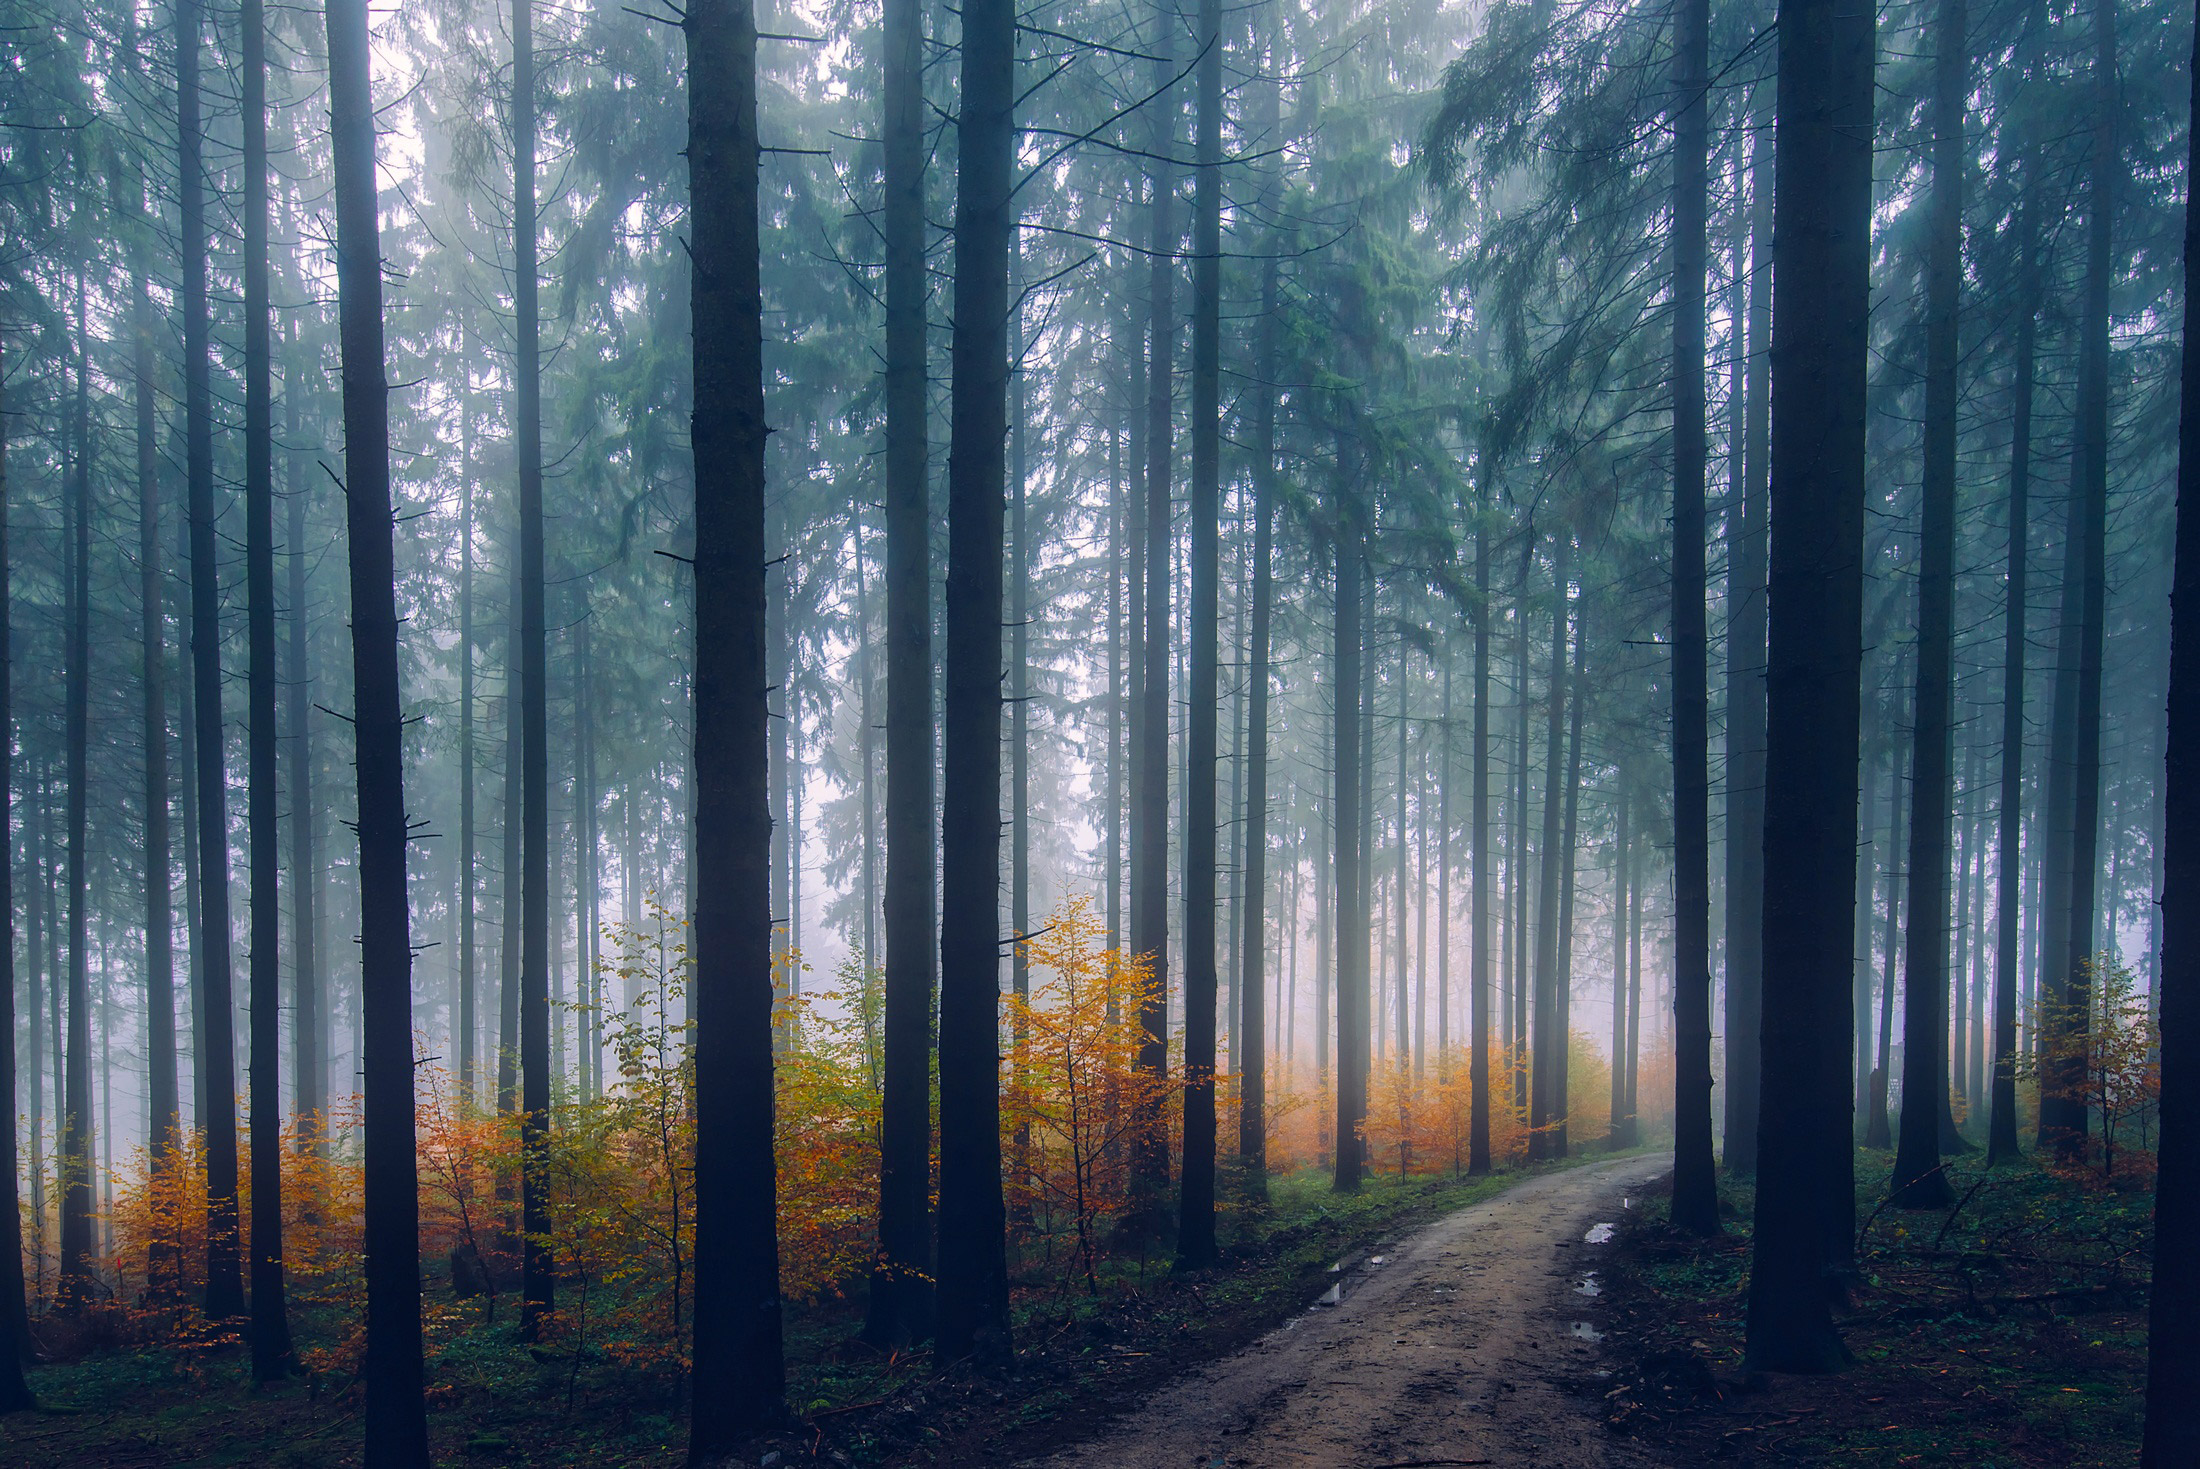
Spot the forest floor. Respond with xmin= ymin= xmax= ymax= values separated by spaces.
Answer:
xmin=1592 ymin=1152 xmax=2154 ymax=1466
xmin=1020 ymin=1150 xmax=1670 ymax=1468
xmin=0 ymin=1148 xmax=1654 ymax=1467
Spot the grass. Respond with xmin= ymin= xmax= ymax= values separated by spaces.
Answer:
xmin=0 ymin=1148 xmax=1635 ymax=1467
xmin=1599 ymin=1149 xmax=2152 ymax=1466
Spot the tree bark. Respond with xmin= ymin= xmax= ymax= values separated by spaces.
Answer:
xmin=1237 ymin=250 xmax=1277 ymax=1180
xmin=60 ymin=276 xmax=95 ymax=1308
xmin=1890 ymin=0 xmax=1967 ymax=1209
xmin=243 ymin=0 xmax=295 ymax=1370
xmin=1530 ymin=535 xmax=1568 ymax=1162
xmin=684 ymin=0 xmax=786 ymax=1442
xmin=1469 ymin=433 xmax=1493 ymax=1173
xmin=1332 ymin=482 xmax=1368 ymax=1193
xmin=2044 ymin=0 xmax=2117 ymax=1159
xmin=178 ymin=0 xmax=245 ymax=1322
xmin=1988 ymin=138 xmax=2041 ymax=1167
xmin=1723 ymin=106 xmax=1770 ymax=1177
xmin=1131 ymin=9 xmax=1178 ymax=1207
xmin=1176 ymin=0 xmax=1223 ymax=1268
xmin=1744 ymin=0 xmax=1872 ymax=1374
xmin=2142 ymin=9 xmax=2200 ymax=1452
xmin=1668 ymin=0 xmax=1718 ymax=1233
xmin=0 ymin=338 xmax=36 ymax=1407
xmin=134 ymin=251 xmax=181 ymax=1294
xmin=866 ymin=0 xmax=934 ymax=1347
xmin=324 ymin=0 xmax=430 ymax=1448
xmin=934 ymin=0 xmax=1015 ymax=1367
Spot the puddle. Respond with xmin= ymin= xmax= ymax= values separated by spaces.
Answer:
xmin=1314 ymin=1282 xmax=1343 ymax=1307
xmin=1575 ymin=1272 xmax=1602 ymax=1297
xmin=1368 ymin=1255 xmax=1387 ymax=1266
xmin=1584 ymin=1222 xmax=1615 ymax=1244
xmin=1570 ymin=1321 xmax=1605 ymax=1343
xmin=1622 ymin=1196 xmax=1635 ymax=1210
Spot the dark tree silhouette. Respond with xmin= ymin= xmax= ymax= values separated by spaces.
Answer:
xmin=1667 ymin=0 xmax=1718 ymax=1234
xmin=2143 ymin=13 xmax=2200 ymax=1455
xmin=1332 ymin=487 xmax=1367 ymax=1193
xmin=1890 ymin=0 xmax=1967 ymax=1209
xmin=1176 ymin=0 xmax=1223 ymax=1270
xmin=178 ymin=0 xmax=245 ymax=1322
xmin=243 ymin=0 xmax=294 ymax=1374
xmin=0 ymin=347 xmax=35 ymax=1412
xmin=325 ymin=0 xmax=431 ymax=1451
xmin=866 ymin=0 xmax=936 ymax=1350
xmin=683 ymin=0 xmax=787 ymax=1447
xmin=1745 ymin=0 xmax=1872 ymax=1375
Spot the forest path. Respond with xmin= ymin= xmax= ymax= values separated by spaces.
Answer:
xmin=1027 ymin=1152 xmax=1672 ymax=1469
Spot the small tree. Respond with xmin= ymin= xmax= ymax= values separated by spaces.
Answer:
xmin=2023 ymin=956 xmax=2160 ymax=1185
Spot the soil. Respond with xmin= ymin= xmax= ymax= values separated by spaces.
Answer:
xmin=1019 ymin=1153 xmax=1672 ymax=1469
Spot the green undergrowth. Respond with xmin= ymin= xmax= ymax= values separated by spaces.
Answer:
xmin=0 ymin=1146 xmax=1646 ymax=1466
xmin=1609 ymin=1149 xmax=2151 ymax=1466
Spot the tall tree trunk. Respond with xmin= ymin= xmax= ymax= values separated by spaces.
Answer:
xmin=1554 ymin=614 xmax=1587 ymax=1156
xmin=867 ymin=0 xmax=934 ymax=1349
xmin=1744 ymin=0 xmax=1872 ymax=1373
xmin=512 ymin=0 xmax=556 ymax=1338
xmin=284 ymin=330 xmax=324 ymax=1154
xmin=1610 ymin=794 xmax=1631 ymax=1148
xmin=684 ymin=0 xmax=786 ymax=1442
xmin=1469 ymin=436 xmax=1493 ymax=1174
xmin=457 ymin=327 xmax=477 ymax=1107
xmin=1131 ymin=11 xmax=1178 ymax=1208
xmin=1176 ymin=0 xmax=1223 ymax=1266
xmin=0 ymin=336 xmax=35 ymax=1406
xmin=2044 ymin=0 xmax=2117 ymax=1159
xmin=243 ymin=0 xmax=294 ymax=1370
xmin=498 ymin=531 xmax=522 ymax=1118
xmin=325 ymin=0 xmax=430 ymax=1448
xmin=178 ymin=0 xmax=245 ymax=1322
xmin=1723 ymin=106 xmax=1771 ymax=1176
xmin=934 ymin=0 xmax=1015 ymax=1367
xmin=1437 ymin=651 xmax=1453 ymax=1063
xmin=1890 ymin=0 xmax=1967 ymax=1209
xmin=135 ymin=253 xmax=181 ymax=1293
xmin=1668 ymin=0 xmax=1718 ymax=1234
xmin=1332 ymin=482 xmax=1368 ymax=1193
xmin=1237 ymin=248 xmax=1277 ymax=1180
xmin=59 ymin=276 xmax=95 ymax=1308
xmin=2142 ymin=9 xmax=2200 ymax=1450
xmin=1988 ymin=146 xmax=2041 ymax=1167
xmin=1529 ymin=535 xmax=1568 ymax=1162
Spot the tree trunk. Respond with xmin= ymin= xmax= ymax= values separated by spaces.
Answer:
xmin=498 ymin=531 xmax=522 ymax=1118
xmin=1554 ymin=613 xmax=1587 ymax=1156
xmin=178 ymin=0 xmax=245 ymax=1322
xmin=134 ymin=252 xmax=181 ymax=1295
xmin=934 ymin=0 xmax=1015 ymax=1367
xmin=1988 ymin=139 xmax=2041 ymax=1167
xmin=59 ymin=277 xmax=95 ymax=1308
xmin=243 ymin=0 xmax=294 ymax=1370
xmin=1744 ymin=0 xmax=1872 ymax=1373
xmin=0 ymin=335 xmax=35 ymax=1407
xmin=324 ymin=0 xmax=430 ymax=1448
xmin=683 ymin=0 xmax=786 ymax=1441
xmin=1530 ymin=534 xmax=1568 ymax=1162
xmin=1889 ymin=0 xmax=1966 ymax=1209
xmin=2142 ymin=9 xmax=2200 ymax=1450
xmin=1237 ymin=250 xmax=1277 ymax=1180
xmin=1723 ymin=105 xmax=1771 ymax=1176
xmin=1332 ymin=481 xmax=1368 ymax=1193
xmin=1469 ymin=438 xmax=1493 ymax=1174
xmin=867 ymin=0 xmax=934 ymax=1348
xmin=1131 ymin=13 xmax=1178 ymax=1208
xmin=1668 ymin=0 xmax=1718 ymax=1234
xmin=1175 ymin=0 xmax=1223 ymax=1266
xmin=457 ymin=325 xmax=477 ymax=1107
xmin=1609 ymin=794 xmax=1630 ymax=1149
xmin=2044 ymin=0 xmax=2117 ymax=1160
xmin=511 ymin=0 xmax=556 ymax=1338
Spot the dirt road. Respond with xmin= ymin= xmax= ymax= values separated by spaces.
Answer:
xmin=1028 ymin=1154 xmax=1672 ymax=1469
